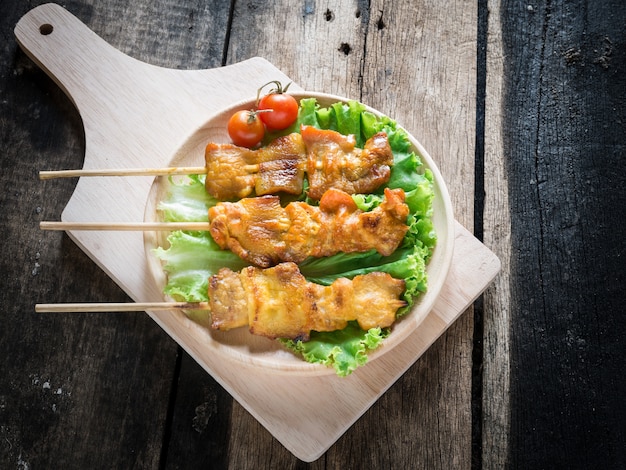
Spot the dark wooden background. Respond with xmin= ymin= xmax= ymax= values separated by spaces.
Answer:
xmin=1 ymin=1 xmax=625 ymax=468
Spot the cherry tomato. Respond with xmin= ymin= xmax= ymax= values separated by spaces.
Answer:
xmin=256 ymin=80 xmax=299 ymax=131
xmin=227 ymin=110 xmax=265 ymax=148
xmin=258 ymin=92 xmax=299 ymax=130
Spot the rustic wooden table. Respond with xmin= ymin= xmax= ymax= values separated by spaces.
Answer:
xmin=1 ymin=1 xmax=624 ymax=468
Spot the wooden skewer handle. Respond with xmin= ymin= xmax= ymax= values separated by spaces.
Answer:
xmin=35 ymin=302 xmax=210 ymax=313
xmin=39 ymin=166 xmax=207 ymax=179
xmin=40 ymin=221 xmax=211 ymax=231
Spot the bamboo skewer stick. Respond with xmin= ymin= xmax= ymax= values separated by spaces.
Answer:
xmin=40 ymin=221 xmax=211 ymax=231
xmin=35 ymin=302 xmax=210 ymax=313
xmin=39 ymin=166 xmax=207 ymax=180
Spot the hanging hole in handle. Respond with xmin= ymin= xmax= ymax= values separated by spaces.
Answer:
xmin=39 ymin=24 xmax=54 ymax=35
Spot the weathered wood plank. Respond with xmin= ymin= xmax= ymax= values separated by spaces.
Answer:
xmin=482 ymin=0 xmax=512 ymax=468
xmin=160 ymin=354 xmax=233 ymax=469
xmin=227 ymin=0 xmax=366 ymax=98
xmin=493 ymin=0 xmax=626 ymax=467
xmin=223 ymin=0 xmax=477 ymax=466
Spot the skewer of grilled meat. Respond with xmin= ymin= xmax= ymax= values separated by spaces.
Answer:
xmin=41 ymin=126 xmax=394 ymax=200
xmin=208 ymin=187 xmax=409 ymax=268
xmin=37 ymin=263 xmax=406 ymax=340
xmin=209 ymin=261 xmax=406 ymax=340
xmin=204 ymin=126 xmax=394 ymax=200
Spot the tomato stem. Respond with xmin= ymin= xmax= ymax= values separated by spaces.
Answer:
xmin=246 ymin=108 xmax=272 ymax=124
xmin=256 ymin=80 xmax=293 ymax=107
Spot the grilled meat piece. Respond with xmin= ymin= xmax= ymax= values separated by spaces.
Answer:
xmin=208 ymin=193 xmax=288 ymax=268
xmin=204 ymin=132 xmax=306 ymax=200
xmin=301 ymin=125 xmax=394 ymax=200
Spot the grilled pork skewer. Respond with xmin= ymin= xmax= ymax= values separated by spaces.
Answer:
xmin=37 ymin=262 xmax=406 ymax=341
xmin=42 ymin=189 xmax=408 ymax=261
xmin=41 ymin=185 xmax=409 ymax=268
xmin=40 ymin=127 xmax=394 ymax=201
xmin=205 ymin=126 xmax=393 ymax=200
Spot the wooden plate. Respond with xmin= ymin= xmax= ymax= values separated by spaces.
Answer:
xmin=143 ymin=91 xmax=455 ymax=375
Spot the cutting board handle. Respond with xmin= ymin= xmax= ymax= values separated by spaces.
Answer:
xmin=14 ymin=3 xmax=138 ymax=111
xmin=14 ymin=3 xmax=297 ymax=170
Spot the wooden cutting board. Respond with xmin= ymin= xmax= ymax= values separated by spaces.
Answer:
xmin=15 ymin=3 xmax=500 ymax=462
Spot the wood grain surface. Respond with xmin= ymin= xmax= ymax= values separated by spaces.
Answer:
xmin=1 ymin=0 xmax=624 ymax=468
xmin=491 ymin=1 xmax=626 ymax=468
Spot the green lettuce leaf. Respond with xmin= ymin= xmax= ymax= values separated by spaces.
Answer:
xmin=157 ymin=174 xmax=217 ymax=221
xmin=279 ymin=322 xmax=388 ymax=377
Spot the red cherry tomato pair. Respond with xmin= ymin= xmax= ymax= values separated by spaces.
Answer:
xmin=227 ymin=81 xmax=299 ymax=148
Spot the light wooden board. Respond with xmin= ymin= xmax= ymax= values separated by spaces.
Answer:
xmin=15 ymin=3 xmax=499 ymax=462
